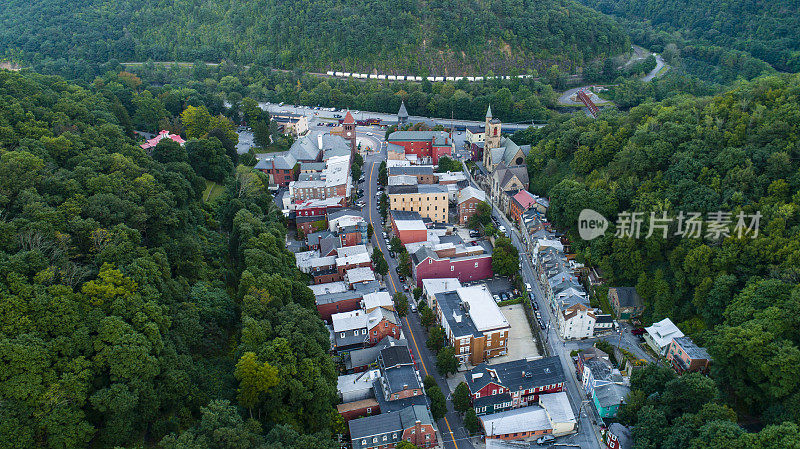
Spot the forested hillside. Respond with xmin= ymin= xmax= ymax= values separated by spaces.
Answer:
xmin=0 ymin=70 xmax=336 ymax=448
xmin=515 ymin=73 xmax=800 ymax=442
xmin=578 ymin=0 xmax=800 ymax=74
xmin=0 ymin=0 xmax=629 ymax=75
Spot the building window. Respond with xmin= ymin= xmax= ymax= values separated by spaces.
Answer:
xmin=340 ymin=332 xmax=345 ymax=338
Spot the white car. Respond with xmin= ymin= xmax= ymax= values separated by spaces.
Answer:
xmin=498 ymin=225 xmax=506 ymax=234
xmin=525 ymin=283 xmax=532 ymax=291
xmin=366 ymin=132 xmax=373 ymax=136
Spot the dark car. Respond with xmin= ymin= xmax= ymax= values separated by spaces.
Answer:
xmin=631 ymin=327 xmax=646 ymax=336
xmin=388 ymin=250 xmax=395 ymax=258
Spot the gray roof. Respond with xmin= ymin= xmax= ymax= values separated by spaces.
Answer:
xmin=489 ymin=136 xmax=530 ymax=168
xmin=328 ymin=208 xmax=363 ymax=221
xmin=300 ymin=161 xmax=326 ymax=171
xmin=610 ymin=287 xmax=643 ymax=308
xmin=493 ymin=162 xmax=529 ymax=189
xmin=437 ymin=291 xmax=480 ymax=338
xmin=466 ymin=357 xmax=565 ymax=394
xmin=593 ymin=383 xmax=630 ymax=408
xmin=349 ymin=405 xmax=433 ymax=449
xmin=486 ymin=105 xmax=492 ymax=119
xmin=388 ymin=130 xmax=450 ymax=143
xmin=583 ymin=357 xmax=613 ymax=382
xmin=388 ymin=166 xmax=434 ymax=176
xmin=373 ymin=379 xmax=429 ymax=413
xmin=383 ymin=364 xmax=421 ymax=395
xmin=307 ymin=230 xmax=334 ymax=246
xmin=387 ymin=184 xmax=448 ymax=195
xmin=319 ymin=236 xmax=341 ymax=256
xmin=379 ymin=345 xmax=413 ymax=369
xmin=391 ymin=209 xmax=424 ymax=221
xmin=672 ymin=336 xmax=712 ymax=360
xmin=289 ymin=135 xmax=323 ymax=161
xmin=608 ymin=423 xmax=632 ymax=449
xmin=315 ymin=289 xmax=365 ymax=306
xmin=254 ymin=152 xmax=297 ymax=170
xmin=346 ymin=336 xmax=408 ymax=371
xmin=397 ymin=101 xmax=408 ymax=119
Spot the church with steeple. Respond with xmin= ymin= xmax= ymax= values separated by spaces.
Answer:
xmin=481 ymin=105 xmax=529 ymax=172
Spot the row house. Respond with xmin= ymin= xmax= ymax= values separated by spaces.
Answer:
xmin=288 ymin=154 xmax=351 ymax=202
xmin=314 ymin=280 xmax=380 ymax=322
xmin=331 ymin=305 xmax=402 ymax=353
xmin=388 ymin=165 xmax=435 ymax=184
xmin=345 ymin=336 xmax=408 ymax=373
xmin=480 ymin=392 xmax=576 ymax=441
xmin=410 ymin=241 xmax=493 ymax=287
xmin=465 ymin=357 xmax=566 ymax=416
xmin=434 ymin=285 xmax=510 ymax=366
xmin=349 ymin=405 xmax=437 ymax=449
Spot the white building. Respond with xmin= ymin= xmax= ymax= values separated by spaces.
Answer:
xmin=644 ymin=318 xmax=684 ymax=356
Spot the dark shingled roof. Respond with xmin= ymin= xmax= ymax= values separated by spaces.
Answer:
xmin=466 ymin=357 xmax=565 ymax=394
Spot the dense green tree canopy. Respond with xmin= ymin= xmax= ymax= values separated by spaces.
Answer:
xmin=0 ymin=0 xmax=629 ymax=75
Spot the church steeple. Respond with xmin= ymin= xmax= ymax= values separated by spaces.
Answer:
xmin=485 ymin=104 xmax=493 ymax=119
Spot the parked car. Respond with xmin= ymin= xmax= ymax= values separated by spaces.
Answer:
xmin=498 ymin=225 xmax=506 ymax=234
xmin=525 ymin=283 xmax=532 ymax=291
xmin=493 ymin=294 xmax=500 ymax=302
xmin=410 ymin=302 xmax=417 ymax=313
xmin=537 ymin=435 xmax=555 ymax=445
xmin=388 ymin=250 xmax=395 ymax=258
xmin=538 ymin=320 xmax=545 ymax=329
xmin=366 ymin=132 xmax=373 ymax=136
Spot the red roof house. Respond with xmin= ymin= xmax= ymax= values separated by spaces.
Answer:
xmin=140 ymin=130 xmax=186 ymax=150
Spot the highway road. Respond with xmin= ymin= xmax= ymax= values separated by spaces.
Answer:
xmin=362 ymin=146 xmax=474 ymax=449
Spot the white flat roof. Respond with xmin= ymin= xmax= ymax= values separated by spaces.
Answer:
xmin=481 ymin=405 xmax=551 ymax=436
xmin=538 ymin=392 xmax=575 ymax=424
xmin=337 ymin=244 xmax=368 ymax=258
xmin=346 ymin=267 xmax=376 ymax=284
xmin=422 ymin=278 xmax=462 ymax=295
xmin=456 ymin=285 xmax=509 ymax=331
xmin=362 ymin=291 xmax=393 ymax=310
xmin=337 ymin=252 xmax=371 ymax=267
xmin=309 ymin=281 xmax=348 ymax=296
xmin=338 ymin=369 xmax=381 ymax=395
xmin=396 ymin=219 xmax=427 ymax=231
xmin=332 ymin=310 xmax=368 ymax=332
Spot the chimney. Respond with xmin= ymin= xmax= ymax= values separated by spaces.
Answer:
xmin=317 ymin=133 xmax=323 ymax=150
xmin=414 ymin=420 xmax=422 ymax=445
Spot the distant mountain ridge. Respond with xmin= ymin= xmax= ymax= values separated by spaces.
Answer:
xmin=0 ymin=0 xmax=630 ymax=74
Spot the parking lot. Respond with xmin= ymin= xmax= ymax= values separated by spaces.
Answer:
xmin=491 ymin=303 xmax=540 ymax=364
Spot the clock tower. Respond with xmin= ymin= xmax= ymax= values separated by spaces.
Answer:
xmin=342 ymin=110 xmax=357 ymax=156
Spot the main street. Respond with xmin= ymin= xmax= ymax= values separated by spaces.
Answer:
xmin=466 ymin=166 xmax=603 ymax=449
xmin=357 ymin=121 xmax=606 ymax=449
xmin=363 ymin=145 xmax=473 ymax=449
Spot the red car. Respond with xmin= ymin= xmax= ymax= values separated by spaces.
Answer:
xmin=631 ymin=327 xmax=646 ymax=336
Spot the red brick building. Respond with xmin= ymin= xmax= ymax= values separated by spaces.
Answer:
xmin=367 ymin=308 xmax=402 ymax=345
xmin=348 ymin=405 xmax=437 ymax=449
xmin=410 ymin=242 xmax=493 ymax=287
xmin=390 ymin=210 xmax=428 ymax=245
xmin=254 ymin=152 xmax=297 ymax=186
xmin=337 ymin=399 xmax=380 ymax=422
xmin=387 ymin=130 xmax=453 ymax=165
xmin=465 ymin=357 xmax=566 ymax=415
xmin=457 ymin=186 xmax=486 ymax=225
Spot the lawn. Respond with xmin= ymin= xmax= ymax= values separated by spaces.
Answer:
xmin=203 ymin=179 xmax=224 ymax=202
